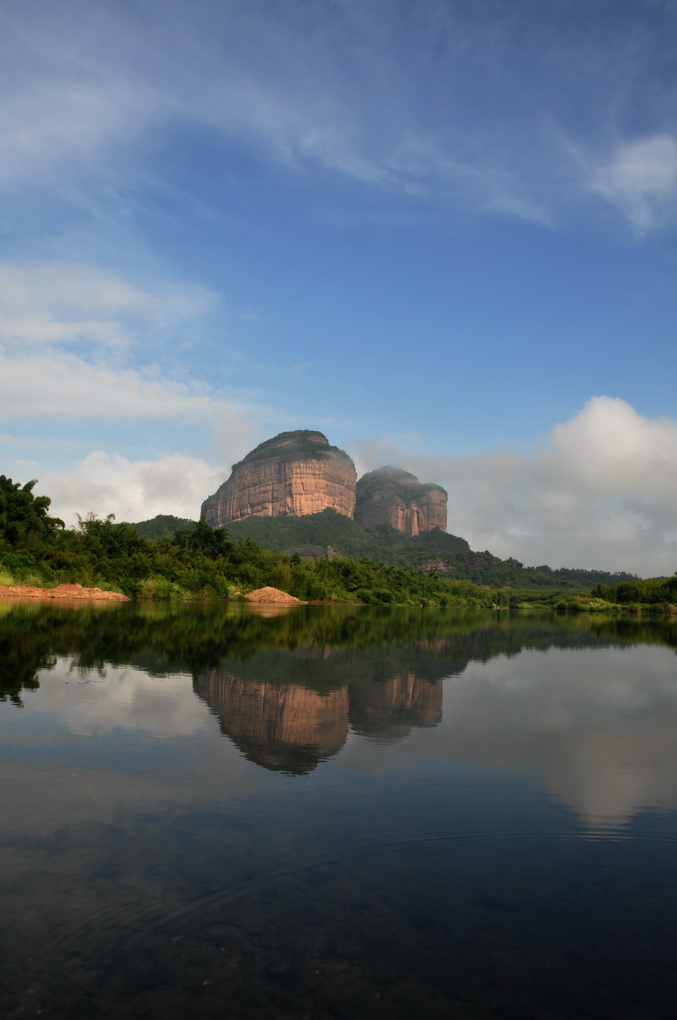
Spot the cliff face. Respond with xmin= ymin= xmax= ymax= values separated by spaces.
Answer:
xmin=201 ymin=430 xmax=357 ymax=528
xmin=354 ymin=466 xmax=447 ymax=536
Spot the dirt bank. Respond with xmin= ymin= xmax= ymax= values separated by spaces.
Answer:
xmin=0 ymin=583 xmax=129 ymax=601
xmin=245 ymin=586 xmax=303 ymax=604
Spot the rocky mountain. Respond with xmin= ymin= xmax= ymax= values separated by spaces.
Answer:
xmin=201 ymin=429 xmax=447 ymax=536
xmin=201 ymin=430 xmax=357 ymax=528
xmin=354 ymin=466 xmax=447 ymax=536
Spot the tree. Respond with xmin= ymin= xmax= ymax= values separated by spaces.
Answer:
xmin=173 ymin=518 xmax=232 ymax=560
xmin=0 ymin=476 xmax=64 ymax=544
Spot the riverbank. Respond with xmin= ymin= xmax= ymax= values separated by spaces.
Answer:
xmin=0 ymin=583 xmax=129 ymax=601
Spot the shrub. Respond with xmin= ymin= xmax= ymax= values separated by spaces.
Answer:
xmin=137 ymin=576 xmax=186 ymax=601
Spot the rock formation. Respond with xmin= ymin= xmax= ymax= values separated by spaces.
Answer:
xmin=354 ymin=466 xmax=447 ymax=536
xmin=201 ymin=430 xmax=357 ymax=528
xmin=201 ymin=429 xmax=448 ymax=536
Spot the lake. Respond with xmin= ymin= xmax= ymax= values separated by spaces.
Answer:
xmin=1 ymin=601 xmax=677 ymax=1018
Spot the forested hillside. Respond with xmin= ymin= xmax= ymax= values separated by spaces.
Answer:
xmin=129 ymin=508 xmax=638 ymax=590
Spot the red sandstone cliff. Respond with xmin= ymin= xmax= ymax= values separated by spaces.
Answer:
xmin=354 ymin=466 xmax=447 ymax=536
xmin=201 ymin=430 xmax=357 ymax=527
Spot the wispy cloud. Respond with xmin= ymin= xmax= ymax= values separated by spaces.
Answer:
xmin=0 ymin=351 xmax=222 ymax=421
xmin=0 ymin=258 xmax=268 ymax=489
xmin=0 ymin=262 xmax=217 ymax=349
xmin=2 ymin=1 xmax=675 ymax=233
xmin=586 ymin=135 xmax=677 ymax=234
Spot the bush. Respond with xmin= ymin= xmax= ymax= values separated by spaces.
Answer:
xmin=137 ymin=576 xmax=186 ymax=601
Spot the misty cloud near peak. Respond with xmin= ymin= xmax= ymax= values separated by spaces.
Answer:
xmin=351 ymin=397 xmax=677 ymax=576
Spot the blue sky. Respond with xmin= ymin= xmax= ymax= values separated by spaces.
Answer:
xmin=1 ymin=0 xmax=676 ymax=574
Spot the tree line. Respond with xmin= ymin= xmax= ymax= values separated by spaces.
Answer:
xmin=2 ymin=475 xmax=671 ymax=611
xmin=0 ymin=475 xmax=498 ymax=607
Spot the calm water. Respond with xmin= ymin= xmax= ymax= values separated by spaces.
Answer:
xmin=1 ymin=603 xmax=677 ymax=1019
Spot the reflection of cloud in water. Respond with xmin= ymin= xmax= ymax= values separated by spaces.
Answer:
xmin=434 ymin=646 xmax=677 ymax=833
xmin=34 ymin=658 xmax=207 ymax=739
xmin=13 ymin=636 xmax=677 ymax=834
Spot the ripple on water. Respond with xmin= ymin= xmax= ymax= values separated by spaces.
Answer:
xmin=7 ymin=821 xmax=677 ymax=1019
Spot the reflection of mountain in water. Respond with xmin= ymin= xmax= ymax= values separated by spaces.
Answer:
xmin=2 ymin=601 xmax=675 ymax=708
xmin=4 ymin=602 xmax=677 ymax=828
xmin=195 ymin=667 xmax=443 ymax=770
xmin=349 ymin=672 xmax=442 ymax=743
xmin=195 ymin=671 xmax=349 ymax=774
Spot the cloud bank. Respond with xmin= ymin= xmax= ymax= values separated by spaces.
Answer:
xmin=355 ymin=397 xmax=677 ymax=577
xmin=43 ymin=451 xmax=224 ymax=526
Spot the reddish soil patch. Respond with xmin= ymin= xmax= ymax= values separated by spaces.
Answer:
xmin=245 ymin=586 xmax=303 ymax=604
xmin=0 ymin=583 xmax=129 ymax=602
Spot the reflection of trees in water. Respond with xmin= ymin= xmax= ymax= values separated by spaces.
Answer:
xmin=0 ymin=635 xmax=54 ymax=706
xmin=0 ymin=600 xmax=675 ymax=709
xmin=3 ymin=601 xmax=677 ymax=828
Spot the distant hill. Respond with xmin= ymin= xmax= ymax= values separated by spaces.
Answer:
xmin=125 ymin=514 xmax=196 ymax=540
xmin=128 ymin=508 xmax=637 ymax=589
xmin=224 ymin=507 xmax=465 ymax=559
xmin=222 ymin=509 xmax=637 ymax=589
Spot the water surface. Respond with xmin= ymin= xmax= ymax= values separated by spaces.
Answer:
xmin=1 ymin=603 xmax=677 ymax=1018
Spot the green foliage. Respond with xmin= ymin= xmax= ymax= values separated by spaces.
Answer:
xmin=227 ymin=508 xmax=470 ymax=563
xmin=224 ymin=509 xmax=636 ymax=590
xmin=0 ymin=475 xmax=64 ymax=545
xmin=136 ymin=576 xmax=187 ymax=601
xmin=230 ymin=430 xmax=349 ymax=471
xmin=590 ymin=575 xmax=677 ymax=610
xmin=125 ymin=514 xmax=196 ymax=540
xmin=0 ymin=477 xmax=651 ymax=611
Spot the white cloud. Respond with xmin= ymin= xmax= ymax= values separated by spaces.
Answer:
xmin=0 ymin=350 xmax=224 ymax=421
xmin=587 ymin=135 xmax=677 ymax=234
xmin=0 ymin=260 xmax=268 ymax=439
xmin=364 ymin=397 xmax=677 ymax=576
xmin=0 ymin=262 xmax=217 ymax=349
xmin=43 ymin=450 xmax=225 ymax=524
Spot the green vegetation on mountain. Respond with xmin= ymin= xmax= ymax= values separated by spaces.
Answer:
xmin=356 ymin=466 xmax=444 ymax=506
xmin=128 ymin=514 xmax=196 ymax=540
xmin=136 ymin=508 xmax=636 ymax=590
xmin=226 ymin=507 xmax=467 ymax=558
xmin=231 ymin=430 xmax=349 ymax=471
xmin=217 ymin=508 xmax=637 ymax=590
